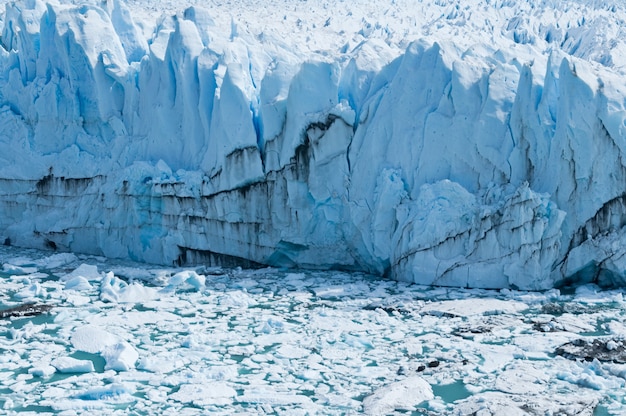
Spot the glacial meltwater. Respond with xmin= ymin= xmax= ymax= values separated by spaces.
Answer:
xmin=0 ymin=246 xmax=625 ymax=415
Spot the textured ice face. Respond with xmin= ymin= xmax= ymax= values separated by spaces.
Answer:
xmin=1 ymin=0 xmax=626 ymax=288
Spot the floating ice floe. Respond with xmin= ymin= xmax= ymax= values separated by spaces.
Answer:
xmin=34 ymin=253 xmax=79 ymax=269
xmin=71 ymin=325 xmax=120 ymax=353
xmin=61 ymin=264 xmax=102 ymax=282
xmin=164 ymin=270 xmax=206 ymax=291
xmin=100 ymin=272 xmax=160 ymax=303
xmin=51 ymin=357 xmax=95 ymax=373
xmin=74 ymin=383 xmax=135 ymax=401
xmin=362 ymin=376 xmax=434 ymax=415
xmin=169 ymin=383 xmax=237 ymax=407
xmin=28 ymin=364 xmax=56 ymax=378
xmin=71 ymin=325 xmax=139 ymax=371
xmin=63 ymin=276 xmax=92 ymax=291
xmin=101 ymin=341 xmax=139 ymax=371
xmin=421 ymin=298 xmax=529 ymax=317
xmin=2 ymin=264 xmax=37 ymax=275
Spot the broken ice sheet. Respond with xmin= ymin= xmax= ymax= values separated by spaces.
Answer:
xmin=0 ymin=246 xmax=625 ymax=414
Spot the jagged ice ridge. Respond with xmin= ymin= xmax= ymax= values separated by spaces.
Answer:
xmin=1 ymin=0 xmax=626 ymax=289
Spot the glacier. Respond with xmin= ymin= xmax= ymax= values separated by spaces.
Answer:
xmin=1 ymin=0 xmax=626 ymax=289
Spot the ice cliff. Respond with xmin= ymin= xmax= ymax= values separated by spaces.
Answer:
xmin=1 ymin=0 xmax=626 ymax=289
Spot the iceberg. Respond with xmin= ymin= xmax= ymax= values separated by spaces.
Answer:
xmin=1 ymin=0 xmax=626 ymax=289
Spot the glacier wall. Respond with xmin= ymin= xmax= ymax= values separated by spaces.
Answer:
xmin=1 ymin=0 xmax=626 ymax=289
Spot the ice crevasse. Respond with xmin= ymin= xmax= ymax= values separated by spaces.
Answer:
xmin=1 ymin=0 xmax=626 ymax=290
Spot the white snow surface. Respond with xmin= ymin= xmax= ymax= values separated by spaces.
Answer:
xmin=1 ymin=0 xmax=626 ymax=288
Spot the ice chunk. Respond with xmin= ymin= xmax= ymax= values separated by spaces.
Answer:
xmin=61 ymin=264 xmax=102 ymax=282
xmin=71 ymin=325 xmax=137 ymax=371
xmin=166 ymin=270 xmax=206 ymax=291
xmin=494 ymin=362 xmax=550 ymax=394
xmin=28 ymin=364 xmax=56 ymax=378
xmin=421 ymin=299 xmax=528 ymax=317
xmin=64 ymin=276 xmax=92 ymax=291
xmin=169 ymin=383 xmax=237 ymax=406
xmin=34 ymin=253 xmax=79 ymax=269
xmin=51 ymin=357 xmax=95 ymax=373
xmin=101 ymin=341 xmax=139 ymax=371
xmin=362 ymin=376 xmax=434 ymax=415
xmin=137 ymin=355 xmax=181 ymax=374
xmin=100 ymin=271 xmax=159 ymax=303
xmin=75 ymin=383 xmax=134 ymax=400
xmin=14 ymin=281 xmax=43 ymax=299
xmin=71 ymin=325 xmax=119 ymax=354
xmin=237 ymin=388 xmax=313 ymax=406
xmin=2 ymin=264 xmax=37 ymax=275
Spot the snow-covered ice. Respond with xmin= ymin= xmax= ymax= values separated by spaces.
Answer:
xmin=0 ymin=0 xmax=625 ymax=288
xmin=1 ymin=245 xmax=626 ymax=414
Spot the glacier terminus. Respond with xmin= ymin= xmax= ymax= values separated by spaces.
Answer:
xmin=1 ymin=0 xmax=626 ymax=289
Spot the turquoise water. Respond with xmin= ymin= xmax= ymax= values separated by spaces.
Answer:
xmin=432 ymin=381 xmax=472 ymax=403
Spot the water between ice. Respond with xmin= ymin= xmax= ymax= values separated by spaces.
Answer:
xmin=0 ymin=246 xmax=625 ymax=415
